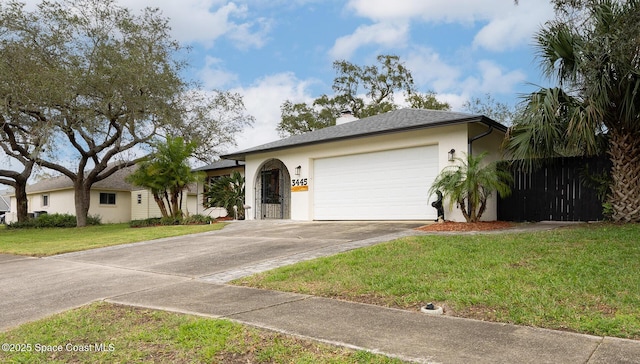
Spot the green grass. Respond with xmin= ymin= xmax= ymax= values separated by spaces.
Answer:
xmin=0 ymin=222 xmax=226 ymax=256
xmin=0 ymin=302 xmax=403 ymax=364
xmin=235 ymin=223 xmax=640 ymax=339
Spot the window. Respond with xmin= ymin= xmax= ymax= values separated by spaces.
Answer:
xmin=137 ymin=194 xmax=142 ymax=204
xmin=42 ymin=194 xmax=49 ymax=207
xmin=261 ymin=169 xmax=281 ymax=204
xmin=203 ymin=174 xmax=230 ymax=206
xmin=99 ymin=192 xmax=116 ymax=205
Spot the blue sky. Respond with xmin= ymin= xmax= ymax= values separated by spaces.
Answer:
xmin=13 ymin=0 xmax=557 ymax=164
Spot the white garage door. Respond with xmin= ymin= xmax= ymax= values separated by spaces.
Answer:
xmin=313 ymin=145 xmax=439 ymax=220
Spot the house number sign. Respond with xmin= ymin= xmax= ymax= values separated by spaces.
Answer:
xmin=291 ymin=178 xmax=308 ymax=192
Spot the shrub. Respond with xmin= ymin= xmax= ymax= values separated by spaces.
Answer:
xmin=7 ymin=213 xmax=101 ymax=229
xmin=182 ymin=214 xmax=213 ymax=225
xmin=129 ymin=218 xmax=162 ymax=228
xmin=203 ymin=171 xmax=245 ymax=219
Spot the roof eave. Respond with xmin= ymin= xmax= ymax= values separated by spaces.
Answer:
xmin=222 ymin=115 xmax=505 ymax=161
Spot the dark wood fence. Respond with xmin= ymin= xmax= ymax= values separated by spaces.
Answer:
xmin=498 ymin=156 xmax=610 ymax=222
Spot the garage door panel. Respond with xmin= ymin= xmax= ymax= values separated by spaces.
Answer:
xmin=313 ymin=145 xmax=438 ymax=220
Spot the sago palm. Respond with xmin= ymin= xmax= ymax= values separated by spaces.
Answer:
xmin=506 ymin=0 xmax=640 ymax=222
xmin=429 ymin=153 xmax=512 ymax=223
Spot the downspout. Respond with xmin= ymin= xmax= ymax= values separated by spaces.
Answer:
xmin=466 ymin=122 xmax=494 ymax=220
xmin=468 ymin=124 xmax=494 ymax=156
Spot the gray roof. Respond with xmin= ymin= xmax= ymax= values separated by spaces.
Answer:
xmin=222 ymin=108 xmax=506 ymax=161
xmin=26 ymin=165 xmax=138 ymax=193
xmin=193 ymin=159 xmax=245 ymax=172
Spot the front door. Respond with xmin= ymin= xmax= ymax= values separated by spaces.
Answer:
xmin=255 ymin=159 xmax=291 ymax=219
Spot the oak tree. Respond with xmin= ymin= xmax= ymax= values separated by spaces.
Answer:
xmin=0 ymin=0 xmax=252 ymax=226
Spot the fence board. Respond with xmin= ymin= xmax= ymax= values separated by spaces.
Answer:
xmin=498 ymin=156 xmax=609 ymax=222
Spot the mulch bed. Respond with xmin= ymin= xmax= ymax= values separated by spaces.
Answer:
xmin=416 ymin=221 xmax=515 ymax=232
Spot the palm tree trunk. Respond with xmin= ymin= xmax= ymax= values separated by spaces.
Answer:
xmin=152 ymin=192 xmax=169 ymax=218
xmin=607 ymin=129 xmax=640 ymax=222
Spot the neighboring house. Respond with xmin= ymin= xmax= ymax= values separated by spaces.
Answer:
xmin=0 ymin=189 xmax=11 ymax=223
xmin=222 ymin=108 xmax=507 ymax=222
xmin=192 ymin=159 xmax=245 ymax=218
xmin=131 ymin=160 xmax=244 ymax=220
xmin=130 ymin=159 xmax=245 ymax=220
xmin=6 ymin=166 xmax=137 ymax=224
xmin=5 ymin=161 xmax=247 ymax=224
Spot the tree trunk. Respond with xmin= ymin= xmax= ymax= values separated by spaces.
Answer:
xmin=152 ymin=192 xmax=169 ymax=218
xmin=458 ymin=198 xmax=471 ymax=222
xmin=14 ymin=181 xmax=29 ymax=222
xmin=0 ymin=160 xmax=34 ymax=223
xmin=607 ymin=129 xmax=640 ymax=222
xmin=170 ymin=189 xmax=181 ymax=218
xmin=13 ymin=181 xmax=29 ymax=222
xmin=74 ymin=182 xmax=92 ymax=227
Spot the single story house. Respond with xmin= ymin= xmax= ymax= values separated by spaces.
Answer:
xmin=222 ymin=108 xmax=507 ymax=222
xmin=5 ymin=161 xmax=245 ymax=224
xmin=133 ymin=159 xmax=245 ymax=220
xmin=0 ymin=190 xmax=10 ymax=223
xmin=7 ymin=166 xmax=138 ymax=224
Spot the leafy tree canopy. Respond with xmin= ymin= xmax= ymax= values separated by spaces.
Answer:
xmin=506 ymin=0 xmax=640 ymax=222
xmin=0 ymin=0 xmax=253 ymax=226
xmin=463 ymin=94 xmax=519 ymax=126
xmin=127 ymin=136 xmax=204 ymax=219
xmin=277 ymin=54 xmax=450 ymax=137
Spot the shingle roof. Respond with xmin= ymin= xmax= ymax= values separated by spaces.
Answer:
xmin=26 ymin=165 xmax=138 ymax=193
xmin=193 ymin=159 xmax=245 ymax=172
xmin=222 ymin=108 xmax=506 ymax=161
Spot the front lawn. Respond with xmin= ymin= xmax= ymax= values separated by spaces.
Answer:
xmin=0 ymin=302 xmax=402 ymax=364
xmin=235 ymin=223 xmax=640 ymax=339
xmin=0 ymin=222 xmax=226 ymax=256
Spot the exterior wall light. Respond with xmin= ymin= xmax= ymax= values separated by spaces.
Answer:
xmin=295 ymin=165 xmax=301 ymax=176
xmin=448 ymin=149 xmax=456 ymax=162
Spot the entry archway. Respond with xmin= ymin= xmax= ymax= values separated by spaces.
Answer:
xmin=254 ymin=159 xmax=291 ymax=219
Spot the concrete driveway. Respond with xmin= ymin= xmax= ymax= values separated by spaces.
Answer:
xmin=0 ymin=220 xmax=421 ymax=331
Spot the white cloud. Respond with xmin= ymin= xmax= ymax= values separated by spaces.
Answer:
xmin=198 ymin=56 xmax=239 ymax=89
xmin=404 ymin=47 xmax=461 ymax=92
xmin=472 ymin=2 xmax=554 ymax=52
xmin=401 ymin=48 xmax=527 ymax=111
xmin=330 ymin=22 xmax=409 ymax=59
xmin=347 ymin=0 xmax=502 ymax=23
xmin=229 ymin=73 xmax=317 ymax=151
xmin=120 ymin=1 xmax=271 ymax=49
xmin=457 ymin=60 xmax=526 ymax=100
xmin=20 ymin=0 xmax=271 ymax=49
xmin=345 ymin=0 xmax=554 ymax=53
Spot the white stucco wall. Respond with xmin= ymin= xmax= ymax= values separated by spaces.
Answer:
xmin=468 ymin=123 xmax=508 ymax=221
xmin=7 ymin=189 xmax=131 ymax=224
xmin=242 ymin=122 xmax=506 ymax=222
xmin=244 ymin=124 xmax=490 ymax=222
xmin=88 ymin=190 xmax=131 ymax=223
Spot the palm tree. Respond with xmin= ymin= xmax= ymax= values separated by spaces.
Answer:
xmin=127 ymin=136 xmax=203 ymax=219
xmin=506 ymin=0 xmax=640 ymax=222
xmin=429 ymin=153 xmax=512 ymax=223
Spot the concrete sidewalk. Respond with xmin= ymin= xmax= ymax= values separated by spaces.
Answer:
xmin=3 ymin=220 xmax=639 ymax=363
xmin=106 ymin=281 xmax=640 ymax=364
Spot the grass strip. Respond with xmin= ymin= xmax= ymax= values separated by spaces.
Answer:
xmin=0 ymin=223 xmax=226 ymax=256
xmin=0 ymin=302 xmax=403 ymax=364
xmin=235 ymin=223 xmax=640 ymax=339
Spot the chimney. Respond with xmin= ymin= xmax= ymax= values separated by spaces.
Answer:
xmin=335 ymin=110 xmax=358 ymax=125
